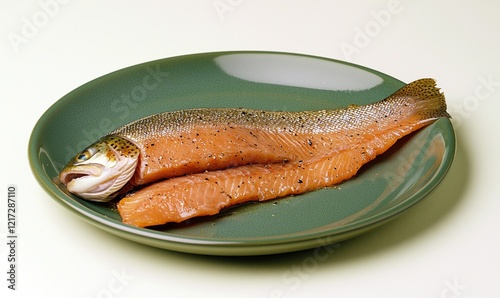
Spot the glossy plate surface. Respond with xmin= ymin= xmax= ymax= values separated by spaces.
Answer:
xmin=29 ymin=52 xmax=455 ymax=255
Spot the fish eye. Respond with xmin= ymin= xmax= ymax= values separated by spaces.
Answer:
xmin=76 ymin=151 xmax=90 ymax=162
xmin=76 ymin=147 xmax=97 ymax=163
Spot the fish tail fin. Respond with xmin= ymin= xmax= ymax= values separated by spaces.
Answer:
xmin=390 ymin=78 xmax=451 ymax=120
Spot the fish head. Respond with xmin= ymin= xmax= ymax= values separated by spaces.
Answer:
xmin=59 ymin=135 xmax=140 ymax=202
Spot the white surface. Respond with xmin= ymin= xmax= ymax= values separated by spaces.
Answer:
xmin=213 ymin=53 xmax=384 ymax=90
xmin=1 ymin=0 xmax=499 ymax=297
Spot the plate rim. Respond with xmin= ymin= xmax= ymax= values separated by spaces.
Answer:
xmin=28 ymin=50 xmax=456 ymax=255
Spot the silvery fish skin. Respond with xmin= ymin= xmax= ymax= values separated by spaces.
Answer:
xmin=59 ymin=78 xmax=449 ymax=203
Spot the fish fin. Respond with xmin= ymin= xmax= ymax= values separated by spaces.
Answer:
xmin=390 ymin=78 xmax=451 ymax=120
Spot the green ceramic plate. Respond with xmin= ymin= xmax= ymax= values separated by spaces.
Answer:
xmin=29 ymin=52 xmax=455 ymax=256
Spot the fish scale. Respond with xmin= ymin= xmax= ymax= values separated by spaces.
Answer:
xmin=113 ymin=78 xmax=449 ymax=227
xmin=60 ymin=79 xmax=449 ymax=221
xmin=110 ymin=81 xmax=441 ymax=188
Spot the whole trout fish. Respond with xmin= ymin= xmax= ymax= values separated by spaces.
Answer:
xmin=59 ymin=78 xmax=450 ymax=227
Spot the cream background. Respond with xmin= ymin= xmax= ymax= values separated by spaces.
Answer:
xmin=1 ymin=1 xmax=499 ymax=297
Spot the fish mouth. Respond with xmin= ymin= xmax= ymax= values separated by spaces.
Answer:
xmin=60 ymin=172 xmax=89 ymax=185
xmin=58 ymin=164 xmax=117 ymax=196
xmin=59 ymin=166 xmax=102 ymax=186
xmin=59 ymin=160 xmax=137 ymax=202
xmin=61 ymin=172 xmax=116 ymax=193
